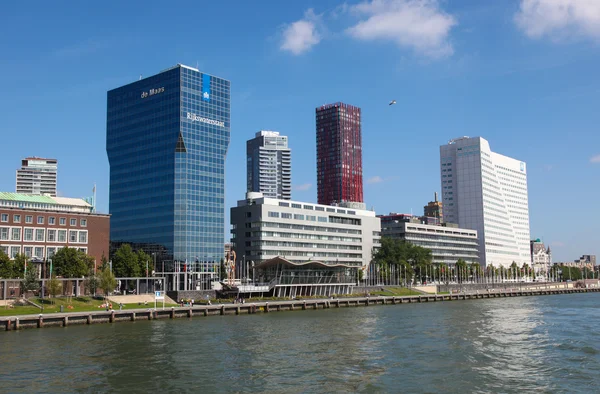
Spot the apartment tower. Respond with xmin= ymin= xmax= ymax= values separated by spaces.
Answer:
xmin=316 ymin=102 xmax=364 ymax=207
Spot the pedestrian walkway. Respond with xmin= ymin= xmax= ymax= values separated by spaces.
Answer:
xmin=108 ymin=294 xmax=177 ymax=305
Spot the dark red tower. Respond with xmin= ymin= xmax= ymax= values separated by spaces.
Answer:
xmin=316 ymin=102 xmax=363 ymax=206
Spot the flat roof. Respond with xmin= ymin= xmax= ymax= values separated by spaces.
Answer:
xmin=109 ymin=64 xmax=230 ymax=93
xmin=255 ymin=256 xmax=356 ymax=270
xmin=0 ymin=192 xmax=91 ymax=207
xmin=0 ymin=192 xmax=56 ymax=204
xmin=237 ymin=196 xmax=375 ymax=217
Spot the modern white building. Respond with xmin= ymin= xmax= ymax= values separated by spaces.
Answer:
xmin=16 ymin=157 xmax=58 ymax=196
xmin=440 ymin=137 xmax=530 ymax=268
xmin=230 ymin=192 xmax=380 ymax=268
xmin=379 ymin=213 xmax=479 ymax=265
xmin=247 ymin=131 xmax=291 ymax=200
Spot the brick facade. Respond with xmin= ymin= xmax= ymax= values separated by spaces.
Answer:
xmin=0 ymin=207 xmax=109 ymax=268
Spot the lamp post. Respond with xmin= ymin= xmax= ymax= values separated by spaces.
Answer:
xmin=146 ymin=260 xmax=149 ymax=294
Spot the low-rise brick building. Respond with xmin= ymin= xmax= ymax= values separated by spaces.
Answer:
xmin=0 ymin=192 xmax=109 ymax=268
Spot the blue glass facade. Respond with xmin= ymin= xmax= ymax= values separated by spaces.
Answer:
xmin=107 ymin=64 xmax=230 ymax=268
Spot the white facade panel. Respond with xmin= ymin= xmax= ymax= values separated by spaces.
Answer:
xmin=231 ymin=195 xmax=380 ymax=268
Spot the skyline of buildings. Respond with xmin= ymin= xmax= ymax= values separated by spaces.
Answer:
xmin=1 ymin=64 xmax=594 ymax=271
xmin=316 ymin=102 xmax=364 ymax=208
xmin=246 ymin=131 xmax=291 ymax=200
xmin=106 ymin=64 xmax=230 ymax=266
xmin=16 ymin=157 xmax=57 ymax=197
xmin=440 ymin=137 xmax=531 ymax=268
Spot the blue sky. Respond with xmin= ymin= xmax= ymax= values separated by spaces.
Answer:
xmin=1 ymin=0 xmax=599 ymax=262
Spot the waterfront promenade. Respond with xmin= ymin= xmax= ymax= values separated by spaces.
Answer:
xmin=2 ymin=286 xmax=598 ymax=331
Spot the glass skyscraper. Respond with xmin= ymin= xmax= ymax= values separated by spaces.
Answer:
xmin=106 ymin=64 xmax=230 ymax=269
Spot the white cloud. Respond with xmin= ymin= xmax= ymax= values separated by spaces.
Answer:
xmin=590 ymin=154 xmax=600 ymax=163
xmin=346 ymin=0 xmax=457 ymax=59
xmin=280 ymin=9 xmax=322 ymax=55
xmin=515 ymin=0 xmax=600 ymax=41
xmin=366 ymin=176 xmax=384 ymax=184
xmin=293 ymin=183 xmax=312 ymax=191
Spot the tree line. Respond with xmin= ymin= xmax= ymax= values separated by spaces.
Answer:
xmin=0 ymin=244 xmax=152 ymax=280
xmin=372 ymin=238 xmax=597 ymax=283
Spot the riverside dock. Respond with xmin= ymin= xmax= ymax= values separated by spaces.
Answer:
xmin=2 ymin=286 xmax=599 ymax=331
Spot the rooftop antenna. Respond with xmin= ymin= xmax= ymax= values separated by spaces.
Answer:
xmin=196 ymin=60 xmax=199 ymax=70
xmin=92 ymin=183 xmax=97 ymax=213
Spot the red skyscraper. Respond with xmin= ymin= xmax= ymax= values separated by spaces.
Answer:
xmin=316 ymin=102 xmax=363 ymax=206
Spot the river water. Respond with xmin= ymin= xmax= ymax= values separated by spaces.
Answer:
xmin=1 ymin=293 xmax=599 ymax=393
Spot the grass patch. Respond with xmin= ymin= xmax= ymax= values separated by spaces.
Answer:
xmin=0 ymin=297 xmax=177 ymax=316
xmin=369 ymin=287 xmax=422 ymax=297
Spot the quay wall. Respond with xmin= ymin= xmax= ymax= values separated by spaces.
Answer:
xmin=2 ymin=287 xmax=599 ymax=332
xmin=437 ymin=282 xmax=573 ymax=293
xmin=167 ymin=290 xmax=216 ymax=303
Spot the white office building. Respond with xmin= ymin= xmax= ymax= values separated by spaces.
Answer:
xmin=379 ymin=214 xmax=479 ymax=265
xmin=230 ymin=192 xmax=380 ymax=268
xmin=247 ymin=131 xmax=291 ymax=200
xmin=16 ymin=157 xmax=58 ymax=196
xmin=440 ymin=137 xmax=530 ymax=268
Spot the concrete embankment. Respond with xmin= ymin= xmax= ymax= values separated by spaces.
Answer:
xmin=2 ymin=287 xmax=599 ymax=332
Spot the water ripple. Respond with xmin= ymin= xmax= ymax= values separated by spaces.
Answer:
xmin=1 ymin=294 xmax=599 ymax=393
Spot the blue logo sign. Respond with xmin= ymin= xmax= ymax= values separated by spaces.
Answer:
xmin=202 ymin=74 xmax=210 ymax=102
xmin=520 ymin=162 xmax=525 ymax=172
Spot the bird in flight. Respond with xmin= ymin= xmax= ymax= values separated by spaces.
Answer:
xmin=389 ymin=100 xmax=396 ymax=106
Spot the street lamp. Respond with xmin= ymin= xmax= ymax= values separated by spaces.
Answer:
xmin=146 ymin=259 xmax=149 ymax=294
xmin=243 ymin=255 xmax=246 ymax=283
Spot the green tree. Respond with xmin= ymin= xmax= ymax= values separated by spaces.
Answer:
xmin=84 ymin=272 xmax=100 ymax=296
xmin=112 ymin=244 xmax=140 ymax=277
xmin=21 ymin=268 xmax=40 ymax=298
xmin=0 ymin=249 xmax=19 ymax=278
xmin=99 ymin=267 xmax=117 ymax=298
xmin=13 ymin=254 xmax=28 ymax=279
xmin=550 ymin=265 xmax=561 ymax=280
xmin=137 ymin=249 xmax=151 ymax=277
xmin=510 ymin=261 xmax=519 ymax=280
xmin=52 ymin=247 xmax=94 ymax=278
xmin=470 ymin=263 xmax=482 ymax=282
xmin=47 ymin=275 xmax=62 ymax=303
xmin=454 ymin=259 xmax=468 ymax=283
xmin=372 ymin=238 xmax=433 ymax=283
xmin=100 ymin=252 xmax=108 ymax=271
